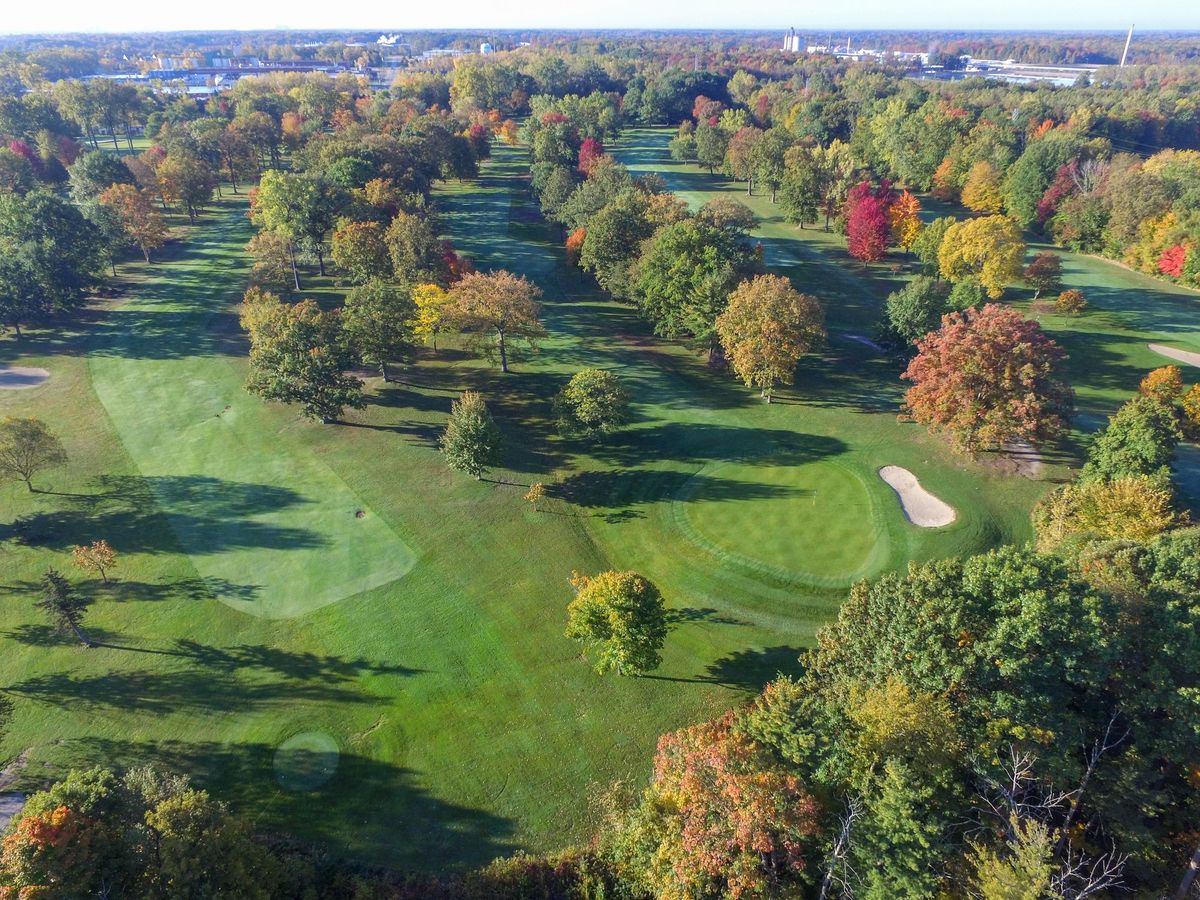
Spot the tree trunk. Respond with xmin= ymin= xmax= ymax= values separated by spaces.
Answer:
xmin=69 ymin=620 xmax=95 ymax=648
xmin=23 ymin=477 xmax=32 ymax=491
xmin=316 ymin=246 xmax=326 ymax=276
xmin=771 ymin=186 xmax=777 ymax=202
xmin=747 ymin=176 xmax=753 ymax=195
xmin=1174 ymin=842 xmax=1200 ymax=900
xmin=13 ymin=320 xmax=21 ymax=339
xmin=110 ymin=256 xmax=117 ymax=277
xmin=498 ymin=330 xmax=509 ymax=373
xmin=290 ymin=245 xmax=301 ymax=292
xmin=380 ymin=361 xmax=389 ymax=382
xmin=142 ymin=245 xmax=150 ymax=263
xmin=227 ymin=162 xmax=239 ymax=193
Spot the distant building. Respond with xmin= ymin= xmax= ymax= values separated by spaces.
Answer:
xmin=480 ymin=42 xmax=495 ymax=55
xmin=782 ymin=28 xmax=801 ymax=53
xmin=377 ymin=34 xmax=401 ymax=46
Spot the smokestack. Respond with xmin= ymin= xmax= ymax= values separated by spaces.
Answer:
xmin=1120 ymin=24 xmax=1134 ymax=67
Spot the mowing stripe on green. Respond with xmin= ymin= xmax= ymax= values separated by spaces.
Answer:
xmin=86 ymin=211 xmax=416 ymax=618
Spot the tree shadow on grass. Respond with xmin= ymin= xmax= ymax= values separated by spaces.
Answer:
xmin=54 ymin=737 xmax=516 ymax=874
xmin=639 ymin=645 xmax=805 ymax=695
xmin=582 ymin=424 xmax=847 ymax=469
xmin=1 ymin=474 xmax=326 ymax=555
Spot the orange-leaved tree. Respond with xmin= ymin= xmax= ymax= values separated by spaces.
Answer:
xmin=902 ymin=304 xmax=1072 ymax=451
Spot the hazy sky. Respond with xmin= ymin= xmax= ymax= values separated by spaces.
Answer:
xmin=5 ymin=0 xmax=1200 ymax=35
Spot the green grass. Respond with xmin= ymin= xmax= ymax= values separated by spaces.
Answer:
xmin=0 ymin=133 xmax=1154 ymax=874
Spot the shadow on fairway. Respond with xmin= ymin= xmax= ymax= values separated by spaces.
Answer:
xmin=58 ymin=737 xmax=516 ymax=873
xmin=640 ymin=645 xmax=806 ymax=694
xmin=582 ymin=424 xmax=847 ymax=468
xmin=1 ymin=474 xmax=326 ymax=555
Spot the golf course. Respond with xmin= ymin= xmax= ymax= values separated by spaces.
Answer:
xmin=1 ymin=126 xmax=1197 ymax=872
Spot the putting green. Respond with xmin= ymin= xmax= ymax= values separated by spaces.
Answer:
xmin=675 ymin=459 xmax=888 ymax=587
xmin=87 ymin=213 xmax=415 ymax=618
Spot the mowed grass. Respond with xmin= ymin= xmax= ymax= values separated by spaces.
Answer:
xmin=0 ymin=136 xmax=1095 ymax=873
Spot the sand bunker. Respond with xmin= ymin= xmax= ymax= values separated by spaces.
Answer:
xmin=1148 ymin=343 xmax=1200 ymax=368
xmin=0 ymin=366 xmax=49 ymax=390
xmin=879 ymin=466 xmax=956 ymax=527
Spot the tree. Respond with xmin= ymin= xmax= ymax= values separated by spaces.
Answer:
xmin=1084 ymin=391 xmax=1182 ymax=482
xmin=1034 ymin=476 xmax=1179 ymax=551
xmin=0 ymin=190 xmax=104 ymax=334
xmin=1023 ymin=252 xmax=1063 ymax=299
xmin=888 ymin=190 xmax=922 ymax=253
xmin=846 ymin=181 xmax=892 ymax=263
xmin=886 ymin=276 xmax=951 ymax=345
xmin=331 ymin=221 xmax=390 ymax=285
xmin=67 ymin=150 xmax=133 ymax=202
xmin=241 ymin=289 xmax=364 ymax=423
xmin=579 ymin=190 xmax=654 ymax=299
xmin=780 ymin=144 xmax=822 ymax=228
xmin=913 ymin=215 xmax=956 ymax=275
xmin=156 ymin=152 xmax=217 ymax=223
xmin=412 ymin=282 xmax=452 ymax=350
xmin=694 ymin=119 xmax=728 ymax=175
xmin=341 ymin=280 xmax=415 ymax=382
xmin=72 ymin=539 xmax=117 ymax=584
xmin=577 ymin=137 xmax=604 ymax=174
xmin=630 ymin=713 xmax=819 ymax=898
xmin=902 ymin=304 xmax=1072 ymax=451
xmin=1055 ymin=289 xmax=1087 ymax=314
xmin=553 ymin=369 xmax=630 ymax=436
xmin=565 ymin=570 xmax=667 ymax=675
xmin=632 ymin=220 xmax=755 ymax=360
xmin=251 ymin=170 xmax=332 ymax=289
xmin=447 ymin=270 xmax=545 ymax=373
xmin=716 ymin=274 xmax=825 ymax=401
xmin=696 ymin=197 xmax=758 ymax=235
xmin=384 ymin=210 xmax=446 ymax=285
xmin=938 ymin=215 xmax=1026 ymax=299
xmin=37 ymin=568 xmax=92 ymax=647
xmin=750 ymin=127 xmax=792 ymax=202
xmin=1139 ymin=365 xmax=1185 ymax=405
xmin=245 ymin=230 xmax=295 ymax=290
xmin=98 ymin=183 xmax=167 ymax=263
xmin=440 ymin=390 xmax=501 ymax=479
xmin=0 ymin=417 xmax=67 ymax=491
xmin=961 ymin=161 xmax=1004 ymax=213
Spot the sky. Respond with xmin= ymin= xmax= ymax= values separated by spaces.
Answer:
xmin=4 ymin=0 xmax=1200 ymax=35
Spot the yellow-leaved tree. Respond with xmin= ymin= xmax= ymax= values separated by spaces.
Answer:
xmin=411 ymin=283 xmax=452 ymax=350
xmin=938 ymin=215 xmax=1026 ymax=299
xmin=715 ymin=274 xmax=825 ymax=402
xmin=961 ymin=161 xmax=1003 ymax=214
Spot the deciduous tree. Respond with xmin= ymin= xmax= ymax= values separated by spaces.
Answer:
xmin=341 ymin=279 xmax=415 ymax=382
xmin=886 ymin=276 xmax=951 ymax=345
xmin=98 ymin=183 xmax=167 ymax=263
xmin=961 ymin=161 xmax=1004 ymax=213
xmin=902 ymin=304 xmax=1072 ymax=451
xmin=1023 ymin=252 xmax=1063 ymax=298
xmin=440 ymin=390 xmax=501 ymax=479
xmin=565 ymin=570 xmax=667 ymax=675
xmin=888 ymin=190 xmax=922 ymax=253
xmin=72 ymin=539 xmax=117 ymax=584
xmin=938 ymin=215 xmax=1025 ymax=299
xmin=715 ymin=274 xmax=825 ymax=401
xmin=553 ymin=369 xmax=630 ymax=436
xmin=0 ymin=416 xmax=67 ymax=491
xmin=447 ymin=270 xmax=545 ymax=373
xmin=331 ymin=221 xmax=390 ymax=284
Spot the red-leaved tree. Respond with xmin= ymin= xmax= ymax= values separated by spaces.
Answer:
xmin=578 ymin=137 xmax=604 ymax=175
xmin=650 ymin=713 xmax=819 ymax=898
xmin=902 ymin=303 xmax=1073 ymax=451
xmin=846 ymin=181 xmax=893 ymax=262
xmin=1159 ymin=244 xmax=1188 ymax=278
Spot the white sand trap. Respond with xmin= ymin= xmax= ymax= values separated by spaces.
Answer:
xmin=1148 ymin=343 xmax=1200 ymax=368
xmin=879 ymin=466 xmax=956 ymax=527
xmin=0 ymin=366 xmax=49 ymax=390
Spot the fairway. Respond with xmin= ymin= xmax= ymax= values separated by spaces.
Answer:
xmin=86 ymin=213 xmax=416 ymax=618
xmin=676 ymin=458 xmax=886 ymax=587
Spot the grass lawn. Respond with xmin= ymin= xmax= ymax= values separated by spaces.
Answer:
xmin=0 ymin=133 xmax=1147 ymax=873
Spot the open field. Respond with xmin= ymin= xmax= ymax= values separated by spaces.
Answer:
xmin=1 ymin=134 xmax=1172 ymax=871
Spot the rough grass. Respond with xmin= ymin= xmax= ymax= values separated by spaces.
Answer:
xmin=0 ymin=138 xmax=1098 ymax=873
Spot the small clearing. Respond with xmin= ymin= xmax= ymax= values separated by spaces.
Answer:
xmin=1001 ymin=440 xmax=1045 ymax=479
xmin=0 ymin=366 xmax=49 ymax=389
xmin=879 ymin=466 xmax=957 ymax=527
xmin=1148 ymin=343 xmax=1200 ymax=368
